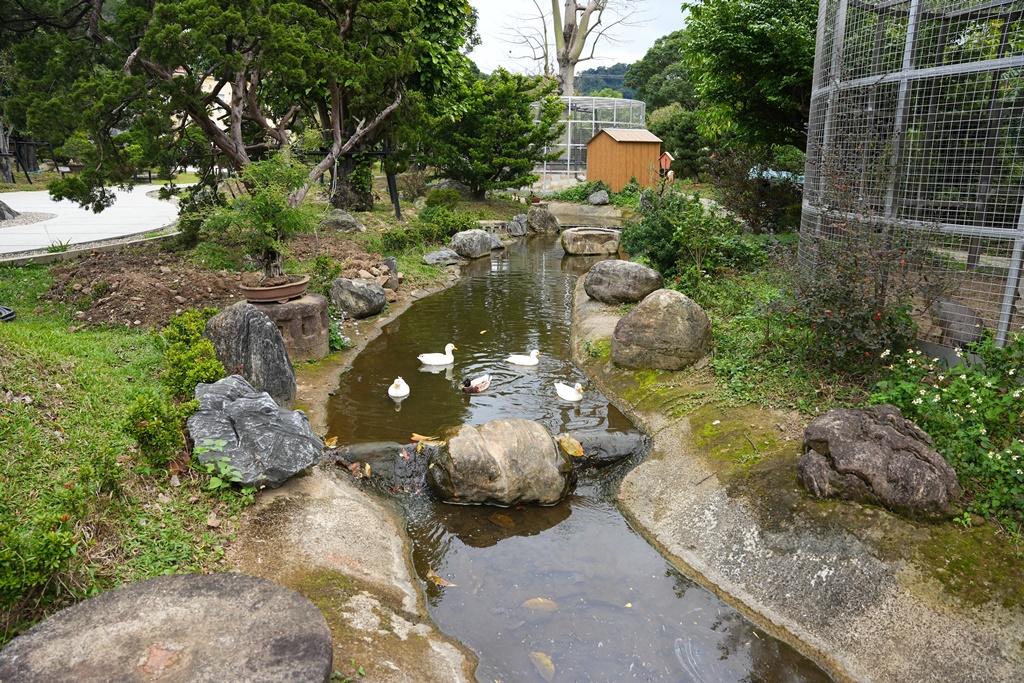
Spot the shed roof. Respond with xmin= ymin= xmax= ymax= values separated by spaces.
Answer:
xmin=588 ymin=128 xmax=662 ymax=144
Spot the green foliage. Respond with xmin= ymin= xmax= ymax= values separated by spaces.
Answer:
xmin=621 ymin=190 xmax=742 ymax=279
xmin=309 ymin=254 xmax=343 ymax=298
xmin=785 ymin=223 xmax=930 ymax=371
xmin=708 ymin=146 xmax=803 ymax=232
xmin=0 ymin=502 xmax=78 ymax=607
xmin=123 ymin=392 xmax=198 ymax=468
xmin=871 ymin=337 xmax=1024 ymax=529
xmin=157 ymin=308 xmax=225 ymax=399
xmin=625 ymin=31 xmax=699 ymax=111
xmin=397 ymin=171 xmax=429 ymax=200
xmin=576 ymin=63 xmax=637 ymax=98
xmin=378 ymin=207 xmax=478 ymax=252
xmin=424 ymin=69 xmax=565 ymax=199
xmin=550 ymin=181 xmax=610 ymax=203
xmin=683 ymin=0 xmax=817 ymax=147
xmin=204 ymin=152 xmax=317 ymax=279
xmin=425 ymin=188 xmax=462 ymax=209
xmin=647 ymin=104 xmax=710 ymax=181
xmin=610 ymin=179 xmax=642 ymax=209
xmin=329 ymin=314 xmax=354 ymax=352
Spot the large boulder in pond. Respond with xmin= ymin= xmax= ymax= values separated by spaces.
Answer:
xmin=799 ymin=405 xmax=961 ymax=519
xmin=330 ymin=277 xmax=386 ymax=319
xmin=611 ymin=289 xmax=710 ymax=370
xmin=527 ymin=206 xmax=560 ymax=233
xmin=204 ymin=302 xmax=296 ymax=408
xmin=560 ymin=227 xmax=621 ymax=255
xmin=428 ymin=419 xmax=574 ymax=505
xmin=450 ymin=229 xmax=494 ymax=259
xmin=187 ymin=375 xmax=324 ymax=489
xmin=508 ymin=213 xmax=528 ymax=237
xmin=584 ymin=260 xmax=664 ymax=304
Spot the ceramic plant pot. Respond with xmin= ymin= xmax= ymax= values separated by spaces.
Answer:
xmin=239 ymin=275 xmax=310 ymax=304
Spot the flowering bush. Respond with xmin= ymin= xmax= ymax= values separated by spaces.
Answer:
xmin=871 ymin=334 xmax=1024 ymax=526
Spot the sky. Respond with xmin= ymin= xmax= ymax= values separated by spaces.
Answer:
xmin=469 ymin=1 xmax=688 ymax=75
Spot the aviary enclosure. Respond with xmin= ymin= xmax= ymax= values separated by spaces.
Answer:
xmin=801 ymin=0 xmax=1024 ymax=346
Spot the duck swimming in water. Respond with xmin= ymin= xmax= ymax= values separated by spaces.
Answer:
xmin=388 ymin=377 xmax=410 ymax=399
xmin=460 ymin=374 xmax=491 ymax=393
xmin=506 ymin=349 xmax=541 ymax=366
xmin=555 ymin=381 xmax=584 ymax=402
xmin=418 ymin=343 xmax=457 ymax=365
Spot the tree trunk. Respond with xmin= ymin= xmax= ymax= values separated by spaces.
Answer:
xmin=0 ymin=120 xmax=14 ymax=184
xmin=329 ymin=156 xmax=373 ymax=212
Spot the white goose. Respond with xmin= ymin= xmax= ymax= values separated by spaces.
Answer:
xmin=388 ymin=377 xmax=410 ymax=399
xmin=555 ymin=382 xmax=584 ymax=402
xmin=418 ymin=343 xmax=457 ymax=365
xmin=506 ymin=349 xmax=541 ymax=366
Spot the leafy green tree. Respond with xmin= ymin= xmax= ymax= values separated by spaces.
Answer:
xmin=575 ymin=63 xmax=635 ymax=98
xmin=588 ymin=87 xmax=623 ymax=98
xmin=624 ymin=30 xmax=698 ymax=111
xmin=424 ymin=69 xmax=564 ymax=199
xmin=4 ymin=0 xmax=476 ymax=211
xmin=647 ymin=104 xmax=708 ymax=180
xmin=682 ymin=0 xmax=816 ymax=148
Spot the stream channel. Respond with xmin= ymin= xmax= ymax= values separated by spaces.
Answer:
xmin=325 ymin=234 xmax=832 ymax=683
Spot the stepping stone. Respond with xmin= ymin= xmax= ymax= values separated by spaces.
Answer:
xmin=0 ymin=573 xmax=333 ymax=682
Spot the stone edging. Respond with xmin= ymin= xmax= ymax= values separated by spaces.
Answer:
xmin=569 ymin=278 xmax=1024 ymax=683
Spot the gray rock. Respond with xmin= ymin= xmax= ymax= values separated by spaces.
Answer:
xmin=382 ymin=256 xmax=399 ymax=277
xmin=423 ymin=248 xmax=463 ymax=266
xmin=188 ymin=375 xmax=323 ymax=489
xmin=330 ymin=277 xmax=386 ymax=319
xmin=800 ymin=405 xmax=961 ymax=519
xmin=572 ymin=430 xmax=648 ymax=468
xmin=0 ymin=573 xmax=333 ymax=683
xmin=930 ymin=298 xmax=985 ymax=348
xmin=588 ymin=189 xmax=610 ymax=206
xmin=323 ymin=208 xmax=365 ymax=233
xmin=585 ymin=260 xmax=665 ymax=304
xmin=508 ymin=213 xmax=528 ymax=237
xmin=204 ymin=302 xmax=296 ymax=408
xmin=527 ymin=206 xmax=560 ymax=233
xmin=0 ymin=199 xmax=19 ymax=221
xmin=330 ymin=441 xmax=431 ymax=493
xmin=428 ymin=419 xmax=575 ymax=505
xmin=450 ymin=229 xmax=494 ymax=259
xmin=560 ymin=227 xmax=621 ymax=255
xmin=489 ymin=232 xmax=505 ymax=250
xmin=434 ymin=178 xmax=474 ymax=198
xmin=611 ymin=289 xmax=711 ymax=370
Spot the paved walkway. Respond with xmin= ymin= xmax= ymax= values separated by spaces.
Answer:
xmin=0 ymin=186 xmax=179 ymax=255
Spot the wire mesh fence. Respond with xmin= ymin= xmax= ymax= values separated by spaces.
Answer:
xmin=533 ymin=97 xmax=646 ymax=191
xmin=801 ymin=0 xmax=1024 ymax=347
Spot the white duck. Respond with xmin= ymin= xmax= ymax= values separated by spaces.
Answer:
xmin=388 ymin=377 xmax=410 ymax=399
xmin=555 ymin=382 xmax=584 ymax=402
xmin=418 ymin=343 xmax=457 ymax=365
xmin=506 ymin=349 xmax=541 ymax=366
xmin=460 ymin=374 xmax=491 ymax=394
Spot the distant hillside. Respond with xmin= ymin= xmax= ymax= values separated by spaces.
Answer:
xmin=574 ymin=63 xmax=637 ymax=99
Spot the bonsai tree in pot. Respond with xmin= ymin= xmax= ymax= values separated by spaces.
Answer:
xmin=208 ymin=152 xmax=317 ymax=287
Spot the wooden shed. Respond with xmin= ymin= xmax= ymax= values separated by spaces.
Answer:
xmin=586 ymin=128 xmax=662 ymax=192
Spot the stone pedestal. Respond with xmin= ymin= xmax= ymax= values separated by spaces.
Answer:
xmin=254 ymin=294 xmax=329 ymax=361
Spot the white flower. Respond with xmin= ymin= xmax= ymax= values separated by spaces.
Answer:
xmin=938 ymin=375 xmax=945 ymax=381
xmin=970 ymin=408 xmax=978 ymax=414
xmin=980 ymin=428 xmax=988 ymax=435
xmin=1014 ymin=391 xmax=1021 ymax=399
xmin=1008 ymin=368 xmax=1015 ymax=375
xmin=932 ymin=395 xmax=940 ymax=402
xmin=912 ymin=398 xmax=923 ymax=405
xmin=919 ymin=389 xmax=927 ymax=395
xmin=880 ymin=349 xmax=891 ymax=358
xmin=960 ymin=374 xmax=967 ymax=380
xmin=985 ymin=381 xmax=993 ymax=388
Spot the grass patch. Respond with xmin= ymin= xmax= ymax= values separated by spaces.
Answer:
xmin=0 ymin=265 xmax=248 ymax=645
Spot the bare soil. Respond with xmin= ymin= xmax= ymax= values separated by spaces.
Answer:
xmin=43 ymin=233 xmax=389 ymax=330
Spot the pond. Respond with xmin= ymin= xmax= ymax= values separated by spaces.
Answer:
xmin=326 ymin=235 xmax=832 ymax=682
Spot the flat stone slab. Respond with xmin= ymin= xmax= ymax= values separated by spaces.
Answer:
xmin=0 ymin=573 xmax=333 ymax=682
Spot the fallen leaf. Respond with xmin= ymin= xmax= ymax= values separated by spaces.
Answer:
xmin=488 ymin=513 xmax=515 ymax=528
xmin=522 ymin=597 xmax=558 ymax=611
xmin=625 ymin=602 xmax=632 ymax=608
xmin=206 ymin=512 xmax=221 ymax=528
xmin=400 ymin=448 xmax=410 ymax=460
xmin=364 ymin=462 xmax=371 ymax=478
xmin=169 ymin=474 xmax=181 ymax=488
xmin=480 ymin=329 xmax=487 ymax=334
xmin=411 ymin=433 xmax=439 ymax=442
xmin=347 ymin=462 xmax=361 ymax=475
xmin=529 ymin=652 xmax=555 ymax=682
xmin=554 ymin=434 xmax=584 ymax=458
xmin=427 ymin=567 xmax=456 ymax=587
xmin=325 ymin=436 xmax=338 ymax=449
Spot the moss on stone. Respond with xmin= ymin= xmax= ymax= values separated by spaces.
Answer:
xmin=916 ymin=524 xmax=1024 ymax=608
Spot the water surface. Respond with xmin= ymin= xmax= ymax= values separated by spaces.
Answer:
xmin=325 ymin=236 xmax=831 ymax=682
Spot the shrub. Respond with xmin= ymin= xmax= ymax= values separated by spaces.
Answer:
xmin=425 ymin=188 xmax=462 ymax=209
xmin=309 ymin=254 xmax=343 ymax=297
xmin=123 ymin=390 xmax=199 ymax=468
xmin=397 ymin=171 xmax=428 ymax=200
xmin=550 ymin=180 xmax=609 ymax=203
xmin=380 ymin=207 xmax=478 ymax=252
xmin=157 ymin=308 xmax=225 ymax=399
xmin=871 ymin=335 xmax=1024 ymax=528
xmin=709 ymin=147 xmax=803 ymax=233
xmin=0 ymin=502 xmax=78 ymax=606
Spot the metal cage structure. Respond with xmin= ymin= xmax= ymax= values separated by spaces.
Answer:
xmin=802 ymin=0 xmax=1024 ymax=347
xmin=533 ymin=96 xmax=646 ymax=191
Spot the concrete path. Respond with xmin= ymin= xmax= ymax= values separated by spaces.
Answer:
xmin=0 ymin=187 xmax=179 ymax=255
